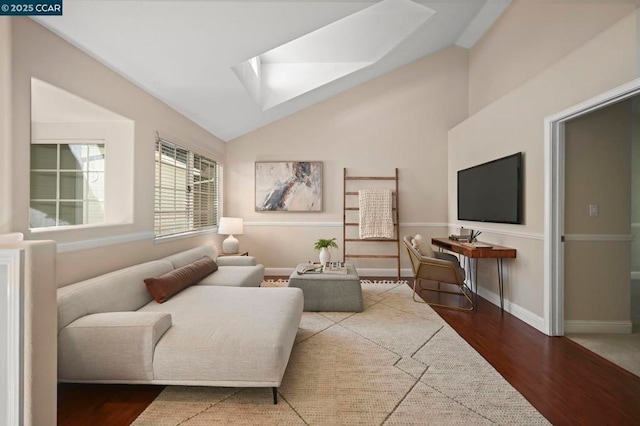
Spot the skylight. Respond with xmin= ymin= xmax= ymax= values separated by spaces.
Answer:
xmin=249 ymin=56 xmax=260 ymax=77
xmin=233 ymin=0 xmax=435 ymax=111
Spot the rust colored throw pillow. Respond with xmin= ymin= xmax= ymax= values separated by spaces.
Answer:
xmin=144 ymin=256 xmax=218 ymax=303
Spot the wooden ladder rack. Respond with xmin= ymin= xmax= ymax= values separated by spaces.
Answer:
xmin=343 ymin=168 xmax=400 ymax=280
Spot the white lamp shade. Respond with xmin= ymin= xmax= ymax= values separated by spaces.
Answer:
xmin=218 ymin=217 xmax=244 ymax=236
xmin=218 ymin=217 xmax=243 ymax=254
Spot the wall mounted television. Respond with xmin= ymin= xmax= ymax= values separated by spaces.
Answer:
xmin=457 ymin=152 xmax=523 ymax=224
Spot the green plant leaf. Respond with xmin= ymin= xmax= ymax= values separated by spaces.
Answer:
xmin=314 ymin=238 xmax=338 ymax=250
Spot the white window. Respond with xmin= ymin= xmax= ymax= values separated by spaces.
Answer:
xmin=30 ymin=142 xmax=105 ymax=228
xmin=154 ymin=139 xmax=220 ymax=238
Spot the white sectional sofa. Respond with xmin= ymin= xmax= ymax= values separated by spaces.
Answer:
xmin=57 ymin=245 xmax=303 ymax=403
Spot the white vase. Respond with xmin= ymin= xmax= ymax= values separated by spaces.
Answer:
xmin=319 ymin=247 xmax=331 ymax=265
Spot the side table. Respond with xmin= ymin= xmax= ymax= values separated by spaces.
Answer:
xmin=218 ymin=251 xmax=249 ymax=257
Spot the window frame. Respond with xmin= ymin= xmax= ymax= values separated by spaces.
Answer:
xmin=29 ymin=141 xmax=106 ymax=229
xmin=154 ymin=138 xmax=220 ymax=239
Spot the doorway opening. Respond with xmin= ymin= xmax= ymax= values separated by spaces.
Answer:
xmin=544 ymin=77 xmax=640 ymax=337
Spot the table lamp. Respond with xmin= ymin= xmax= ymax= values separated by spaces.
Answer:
xmin=218 ymin=217 xmax=244 ymax=254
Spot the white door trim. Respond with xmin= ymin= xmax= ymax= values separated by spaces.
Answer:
xmin=544 ymin=77 xmax=640 ymax=336
xmin=0 ymin=249 xmax=24 ymax=426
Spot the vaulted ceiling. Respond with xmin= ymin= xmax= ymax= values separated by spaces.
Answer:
xmin=34 ymin=0 xmax=510 ymax=141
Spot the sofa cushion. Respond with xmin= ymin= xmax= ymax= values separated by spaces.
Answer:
xmin=434 ymin=252 xmax=466 ymax=282
xmin=162 ymin=246 xmax=217 ymax=269
xmin=412 ymin=234 xmax=434 ymax=258
xmin=145 ymin=257 xmax=218 ymax=303
xmin=57 ymin=260 xmax=174 ymax=333
xmin=197 ymin=265 xmax=264 ymax=287
xmin=216 ymin=256 xmax=258 ymax=267
xmin=138 ymin=286 xmax=303 ymax=386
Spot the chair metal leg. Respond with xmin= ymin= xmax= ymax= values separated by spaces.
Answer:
xmin=412 ymin=278 xmax=474 ymax=311
xmin=412 ymin=279 xmax=427 ymax=303
xmin=272 ymin=387 xmax=278 ymax=405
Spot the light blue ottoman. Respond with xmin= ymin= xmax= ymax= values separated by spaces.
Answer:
xmin=288 ymin=263 xmax=363 ymax=312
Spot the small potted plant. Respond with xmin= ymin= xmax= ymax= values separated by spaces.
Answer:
xmin=314 ymin=238 xmax=338 ymax=264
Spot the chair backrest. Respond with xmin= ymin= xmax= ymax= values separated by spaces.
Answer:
xmin=403 ymin=235 xmax=463 ymax=285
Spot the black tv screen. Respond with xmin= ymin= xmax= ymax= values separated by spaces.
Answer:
xmin=457 ymin=153 xmax=523 ymax=224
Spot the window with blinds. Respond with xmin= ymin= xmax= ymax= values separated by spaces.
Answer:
xmin=154 ymin=139 xmax=219 ymax=237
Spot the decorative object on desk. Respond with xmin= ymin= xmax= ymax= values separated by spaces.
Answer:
xmin=469 ymin=230 xmax=482 ymax=243
xmin=255 ymin=161 xmax=322 ymax=212
xmin=459 ymin=227 xmax=471 ymax=238
xmin=448 ymin=228 xmax=471 ymax=241
xmin=314 ymin=238 xmax=338 ymax=264
xmin=218 ymin=217 xmax=244 ymax=254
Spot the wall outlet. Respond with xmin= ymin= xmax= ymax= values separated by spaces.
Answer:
xmin=589 ymin=203 xmax=599 ymax=217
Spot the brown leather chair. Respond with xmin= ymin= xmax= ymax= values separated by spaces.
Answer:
xmin=403 ymin=236 xmax=473 ymax=311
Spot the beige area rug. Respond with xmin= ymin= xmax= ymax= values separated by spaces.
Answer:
xmin=133 ymin=282 xmax=549 ymax=425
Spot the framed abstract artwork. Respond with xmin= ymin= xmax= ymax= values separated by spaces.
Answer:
xmin=255 ymin=161 xmax=322 ymax=212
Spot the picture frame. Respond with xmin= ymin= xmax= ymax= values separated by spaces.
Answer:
xmin=255 ymin=161 xmax=322 ymax=212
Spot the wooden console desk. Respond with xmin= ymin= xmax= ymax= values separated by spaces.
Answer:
xmin=431 ymin=238 xmax=516 ymax=311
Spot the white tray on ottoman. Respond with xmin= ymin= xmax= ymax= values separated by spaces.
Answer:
xmin=288 ymin=263 xmax=363 ymax=312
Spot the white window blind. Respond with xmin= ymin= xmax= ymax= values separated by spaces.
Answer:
xmin=154 ymin=138 xmax=219 ymax=237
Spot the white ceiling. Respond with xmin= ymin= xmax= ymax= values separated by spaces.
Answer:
xmin=33 ymin=0 xmax=510 ymax=141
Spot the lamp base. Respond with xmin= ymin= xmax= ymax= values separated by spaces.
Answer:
xmin=222 ymin=235 xmax=239 ymax=254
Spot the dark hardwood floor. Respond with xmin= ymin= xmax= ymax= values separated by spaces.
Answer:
xmin=429 ymin=288 xmax=640 ymax=425
xmin=57 ymin=277 xmax=640 ymax=425
xmin=57 ymin=383 xmax=163 ymax=426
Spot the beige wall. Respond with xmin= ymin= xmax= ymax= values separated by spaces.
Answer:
xmin=564 ymin=100 xmax=631 ymax=322
xmin=8 ymin=18 xmax=227 ymax=285
xmin=0 ymin=17 xmax=11 ymax=234
xmin=448 ymin=11 xmax=638 ymax=318
xmin=468 ymin=0 xmax=634 ymax=115
xmin=632 ymin=97 xmax=640 ymax=276
xmin=226 ymin=47 xmax=468 ymax=273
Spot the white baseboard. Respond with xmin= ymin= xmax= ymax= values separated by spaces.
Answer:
xmin=474 ymin=282 xmax=637 ymax=336
xmin=265 ymin=267 xmax=413 ymax=278
xmin=564 ymin=320 xmax=633 ymax=334
xmin=631 ymin=271 xmax=640 ymax=280
xmin=475 ymin=285 xmax=545 ymax=333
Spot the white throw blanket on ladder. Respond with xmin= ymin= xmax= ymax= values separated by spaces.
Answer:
xmin=359 ymin=189 xmax=394 ymax=239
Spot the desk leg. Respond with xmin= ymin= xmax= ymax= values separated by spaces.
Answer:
xmin=465 ymin=256 xmax=478 ymax=312
xmin=474 ymin=258 xmax=478 ymax=311
xmin=497 ymin=258 xmax=504 ymax=312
